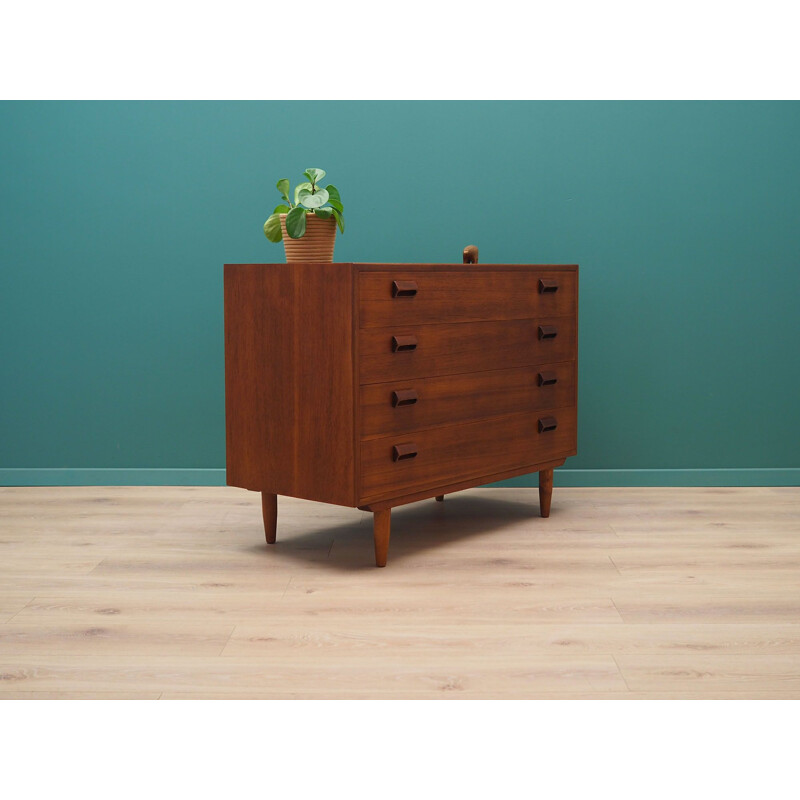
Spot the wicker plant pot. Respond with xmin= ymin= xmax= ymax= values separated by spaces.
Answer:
xmin=279 ymin=213 xmax=337 ymax=262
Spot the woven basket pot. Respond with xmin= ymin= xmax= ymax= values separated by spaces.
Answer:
xmin=279 ymin=213 xmax=337 ymax=262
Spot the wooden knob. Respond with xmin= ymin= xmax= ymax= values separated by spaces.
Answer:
xmin=538 ymin=325 xmax=558 ymax=340
xmin=391 ymin=335 xmax=418 ymax=352
xmin=392 ymin=443 xmax=418 ymax=461
xmin=463 ymin=245 xmax=479 ymax=264
xmin=537 ymin=371 xmax=558 ymax=386
xmin=538 ymin=416 xmax=558 ymax=433
xmin=391 ymin=389 xmax=418 ymax=407
xmin=392 ymin=280 xmax=418 ymax=297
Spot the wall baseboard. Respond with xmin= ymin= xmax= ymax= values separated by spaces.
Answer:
xmin=0 ymin=469 xmax=226 ymax=487
xmin=1 ymin=467 xmax=797 ymax=488
xmin=492 ymin=468 xmax=800 ymax=488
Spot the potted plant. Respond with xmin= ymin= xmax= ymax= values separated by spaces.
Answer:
xmin=263 ymin=168 xmax=345 ymax=262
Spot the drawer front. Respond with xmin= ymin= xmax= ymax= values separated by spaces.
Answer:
xmin=360 ymin=362 xmax=576 ymax=437
xmin=359 ymin=269 xmax=576 ymax=328
xmin=359 ymin=317 xmax=576 ymax=384
xmin=360 ymin=407 xmax=577 ymax=502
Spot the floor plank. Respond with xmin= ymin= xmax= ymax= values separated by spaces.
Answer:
xmin=0 ymin=692 xmax=161 ymax=700
xmin=0 ymin=621 xmax=235 ymax=656
xmin=221 ymin=622 xmax=800 ymax=657
xmin=616 ymin=654 xmax=800 ymax=692
xmin=0 ymin=654 xmax=627 ymax=695
xmin=158 ymin=690 xmax=800 ymax=700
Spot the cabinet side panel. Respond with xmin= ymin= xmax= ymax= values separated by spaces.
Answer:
xmin=292 ymin=263 xmax=355 ymax=505
xmin=224 ymin=265 xmax=297 ymax=493
xmin=225 ymin=264 xmax=355 ymax=505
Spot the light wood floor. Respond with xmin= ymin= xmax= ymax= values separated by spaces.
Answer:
xmin=1 ymin=486 xmax=799 ymax=699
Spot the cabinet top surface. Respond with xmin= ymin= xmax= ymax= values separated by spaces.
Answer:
xmin=225 ymin=263 xmax=579 ymax=271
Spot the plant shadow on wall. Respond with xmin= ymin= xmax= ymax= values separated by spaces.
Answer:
xmin=236 ymin=494 xmax=584 ymax=572
xmin=263 ymin=167 xmax=345 ymax=262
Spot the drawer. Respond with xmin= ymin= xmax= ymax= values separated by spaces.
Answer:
xmin=359 ymin=317 xmax=576 ymax=384
xmin=359 ymin=269 xmax=576 ymax=328
xmin=360 ymin=406 xmax=577 ymax=502
xmin=360 ymin=362 xmax=576 ymax=437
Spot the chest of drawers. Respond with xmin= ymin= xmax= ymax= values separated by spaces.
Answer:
xmin=224 ymin=259 xmax=578 ymax=566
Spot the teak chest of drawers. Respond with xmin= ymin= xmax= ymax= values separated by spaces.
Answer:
xmin=224 ymin=259 xmax=578 ymax=567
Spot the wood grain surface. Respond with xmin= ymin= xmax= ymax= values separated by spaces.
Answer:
xmin=359 ymin=408 xmax=577 ymax=503
xmin=2 ymin=485 xmax=799 ymax=698
xmin=360 ymin=362 xmax=576 ymax=437
xmin=358 ymin=317 xmax=576 ymax=385
xmin=224 ymin=263 xmax=355 ymax=504
xmin=358 ymin=268 xmax=577 ymax=327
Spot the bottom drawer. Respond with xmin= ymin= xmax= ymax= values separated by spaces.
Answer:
xmin=359 ymin=406 xmax=577 ymax=502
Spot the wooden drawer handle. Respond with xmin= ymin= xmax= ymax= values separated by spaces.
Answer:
xmin=539 ymin=279 xmax=559 ymax=293
xmin=463 ymin=245 xmax=479 ymax=264
xmin=538 ymin=416 xmax=558 ymax=433
xmin=537 ymin=371 xmax=558 ymax=386
xmin=392 ymin=389 xmax=418 ymax=407
xmin=392 ymin=280 xmax=418 ymax=297
xmin=538 ymin=325 xmax=558 ymax=340
xmin=391 ymin=335 xmax=418 ymax=352
xmin=392 ymin=443 xmax=418 ymax=461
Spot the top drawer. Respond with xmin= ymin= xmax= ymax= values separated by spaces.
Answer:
xmin=358 ymin=268 xmax=576 ymax=328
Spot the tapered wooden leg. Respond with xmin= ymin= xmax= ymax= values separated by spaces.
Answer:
xmin=538 ymin=469 xmax=553 ymax=518
xmin=262 ymin=493 xmax=277 ymax=544
xmin=373 ymin=509 xmax=391 ymax=567
xmin=435 ymin=495 xmax=444 ymax=502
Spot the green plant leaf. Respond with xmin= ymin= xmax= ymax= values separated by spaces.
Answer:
xmin=303 ymin=168 xmax=326 ymax=185
xmin=273 ymin=204 xmax=290 ymax=214
xmin=326 ymin=184 xmax=343 ymax=212
xmin=285 ymin=206 xmax=307 ymax=238
xmin=276 ymin=178 xmax=290 ymax=198
xmin=298 ymin=187 xmax=329 ymax=209
xmin=332 ymin=208 xmax=345 ymax=234
xmin=325 ymin=184 xmax=344 ymax=214
xmin=312 ymin=207 xmax=333 ymax=219
xmin=294 ymin=182 xmax=312 ymax=205
xmin=263 ymin=213 xmax=283 ymax=243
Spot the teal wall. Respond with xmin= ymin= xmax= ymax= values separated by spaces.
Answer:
xmin=1 ymin=102 xmax=799 ymax=487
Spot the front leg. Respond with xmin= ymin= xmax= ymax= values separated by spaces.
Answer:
xmin=262 ymin=492 xmax=277 ymax=543
xmin=373 ymin=509 xmax=391 ymax=567
xmin=538 ymin=469 xmax=553 ymax=518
